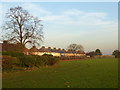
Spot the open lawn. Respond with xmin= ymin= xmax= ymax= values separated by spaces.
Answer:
xmin=2 ymin=58 xmax=118 ymax=88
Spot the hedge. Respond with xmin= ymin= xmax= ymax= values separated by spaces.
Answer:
xmin=2 ymin=51 xmax=60 ymax=72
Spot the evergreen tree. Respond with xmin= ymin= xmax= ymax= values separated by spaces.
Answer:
xmin=95 ymin=49 xmax=102 ymax=56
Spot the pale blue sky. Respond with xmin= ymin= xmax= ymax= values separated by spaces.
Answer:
xmin=0 ymin=2 xmax=118 ymax=55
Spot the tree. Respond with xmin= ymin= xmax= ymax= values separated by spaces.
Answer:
xmin=2 ymin=6 xmax=43 ymax=47
xmin=67 ymin=44 xmax=84 ymax=57
xmin=95 ymin=49 xmax=102 ymax=56
xmin=86 ymin=51 xmax=95 ymax=58
xmin=112 ymin=50 xmax=120 ymax=58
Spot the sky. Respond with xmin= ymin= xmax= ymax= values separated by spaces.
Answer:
xmin=0 ymin=2 xmax=118 ymax=55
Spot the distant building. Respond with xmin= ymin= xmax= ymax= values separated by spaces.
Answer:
xmin=1 ymin=40 xmax=85 ymax=57
xmin=23 ymin=46 xmax=85 ymax=57
xmin=0 ymin=40 xmax=24 ymax=52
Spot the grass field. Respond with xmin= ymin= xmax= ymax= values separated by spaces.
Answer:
xmin=2 ymin=58 xmax=118 ymax=88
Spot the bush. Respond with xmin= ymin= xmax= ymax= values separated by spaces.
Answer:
xmin=2 ymin=51 xmax=24 ymax=57
xmin=38 ymin=55 xmax=59 ymax=66
xmin=46 ymin=56 xmax=59 ymax=65
xmin=32 ymin=55 xmax=59 ymax=66
xmin=2 ymin=56 xmax=20 ymax=72
xmin=18 ymin=55 xmax=60 ymax=68
xmin=19 ymin=55 xmax=35 ymax=68
xmin=42 ymin=53 xmax=53 ymax=56
xmin=2 ymin=51 xmax=60 ymax=72
xmin=38 ymin=56 xmax=49 ymax=66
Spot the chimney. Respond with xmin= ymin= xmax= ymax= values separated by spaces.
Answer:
xmin=41 ymin=46 xmax=45 ymax=48
xmin=3 ymin=40 xmax=8 ymax=44
xmin=58 ymin=48 xmax=61 ymax=50
xmin=48 ymin=47 xmax=51 ymax=49
xmin=53 ymin=47 xmax=56 ymax=50
xmin=33 ymin=46 xmax=36 ymax=48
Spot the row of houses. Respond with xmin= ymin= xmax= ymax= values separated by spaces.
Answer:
xmin=0 ymin=41 xmax=85 ymax=57
xmin=24 ymin=46 xmax=85 ymax=57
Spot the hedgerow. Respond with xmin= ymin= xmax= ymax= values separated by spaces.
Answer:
xmin=2 ymin=51 xmax=60 ymax=72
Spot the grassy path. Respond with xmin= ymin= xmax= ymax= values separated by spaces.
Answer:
xmin=3 ymin=58 xmax=118 ymax=88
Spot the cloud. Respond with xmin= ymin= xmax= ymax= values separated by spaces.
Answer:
xmin=40 ymin=9 xmax=113 ymax=27
xmin=21 ymin=3 xmax=52 ymax=18
xmin=62 ymin=9 xmax=84 ymax=16
xmin=1 ymin=3 xmax=114 ymax=27
xmin=41 ymin=9 xmax=117 ymax=54
xmin=1 ymin=3 xmax=117 ymax=54
xmin=41 ymin=15 xmax=67 ymax=21
xmin=0 ymin=5 xmax=2 ymax=26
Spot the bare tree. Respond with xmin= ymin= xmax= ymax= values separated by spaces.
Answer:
xmin=2 ymin=6 xmax=43 ymax=47
xmin=67 ymin=44 xmax=84 ymax=57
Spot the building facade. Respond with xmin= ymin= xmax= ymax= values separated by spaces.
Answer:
xmin=23 ymin=46 xmax=85 ymax=57
xmin=1 ymin=41 xmax=85 ymax=57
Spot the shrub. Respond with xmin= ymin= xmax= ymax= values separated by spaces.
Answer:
xmin=112 ymin=50 xmax=120 ymax=58
xmin=38 ymin=56 xmax=49 ymax=66
xmin=18 ymin=55 xmax=60 ymax=68
xmin=46 ymin=56 xmax=59 ymax=65
xmin=18 ymin=55 xmax=35 ymax=68
xmin=2 ymin=51 xmax=60 ymax=72
xmin=42 ymin=53 xmax=53 ymax=56
xmin=2 ymin=51 xmax=24 ymax=57
xmin=32 ymin=55 xmax=59 ymax=66
xmin=2 ymin=56 xmax=20 ymax=72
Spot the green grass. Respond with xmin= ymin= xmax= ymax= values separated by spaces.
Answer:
xmin=3 ymin=58 xmax=118 ymax=88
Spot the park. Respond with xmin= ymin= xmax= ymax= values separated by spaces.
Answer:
xmin=2 ymin=57 xmax=118 ymax=88
xmin=0 ymin=2 xmax=118 ymax=88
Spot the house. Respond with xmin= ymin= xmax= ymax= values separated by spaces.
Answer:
xmin=1 ymin=40 xmax=85 ymax=57
xmin=26 ymin=46 xmax=62 ymax=56
xmin=0 ymin=40 xmax=24 ymax=52
xmin=23 ymin=48 xmax=30 ymax=55
xmin=25 ymin=46 xmax=85 ymax=57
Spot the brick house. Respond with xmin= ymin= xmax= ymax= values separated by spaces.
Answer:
xmin=0 ymin=41 xmax=85 ymax=57
xmin=0 ymin=41 xmax=24 ymax=52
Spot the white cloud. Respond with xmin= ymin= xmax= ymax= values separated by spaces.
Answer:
xmin=62 ymin=9 xmax=84 ymax=16
xmin=21 ymin=3 xmax=52 ymax=18
xmin=41 ymin=9 xmax=117 ymax=54
xmin=40 ymin=9 xmax=113 ymax=27
xmin=1 ymin=3 xmax=117 ymax=54
xmin=0 ymin=5 xmax=2 ymax=26
xmin=82 ymin=12 xmax=107 ymax=19
xmin=41 ymin=15 xmax=67 ymax=21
